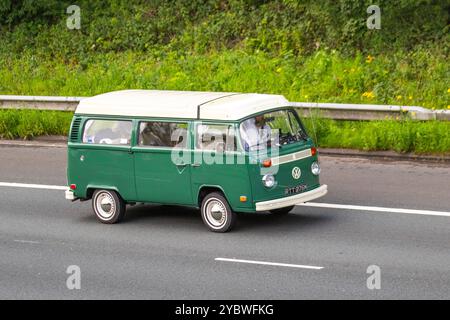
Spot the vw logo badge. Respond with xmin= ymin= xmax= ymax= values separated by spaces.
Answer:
xmin=292 ymin=167 xmax=301 ymax=180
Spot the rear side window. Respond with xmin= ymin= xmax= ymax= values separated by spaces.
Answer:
xmin=82 ymin=119 xmax=132 ymax=145
xmin=139 ymin=122 xmax=188 ymax=148
xmin=196 ymin=124 xmax=237 ymax=153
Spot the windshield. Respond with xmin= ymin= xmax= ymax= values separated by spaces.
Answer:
xmin=239 ymin=109 xmax=308 ymax=152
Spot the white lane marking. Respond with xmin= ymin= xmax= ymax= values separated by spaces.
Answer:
xmin=1 ymin=181 xmax=449 ymax=218
xmin=215 ymin=258 xmax=323 ymax=270
xmin=0 ymin=182 xmax=67 ymax=191
xmin=14 ymin=240 xmax=40 ymax=244
xmin=298 ymin=202 xmax=450 ymax=217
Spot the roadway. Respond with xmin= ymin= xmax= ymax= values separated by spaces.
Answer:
xmin=0 ymin=145 xmax=449 ymax=299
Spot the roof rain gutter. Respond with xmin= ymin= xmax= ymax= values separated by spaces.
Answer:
xmin=196 ymin=93 xmax=242 ymax=119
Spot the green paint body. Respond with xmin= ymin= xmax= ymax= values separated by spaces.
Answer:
xmin=67 ymin=109 xmax=321 ymax=212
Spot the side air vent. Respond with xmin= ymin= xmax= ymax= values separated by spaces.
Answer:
xmin=70 ymin=117 xmax=82 ymax=142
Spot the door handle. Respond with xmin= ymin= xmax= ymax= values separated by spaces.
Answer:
xmin=191 ymin=163 xmax=201 ymax=167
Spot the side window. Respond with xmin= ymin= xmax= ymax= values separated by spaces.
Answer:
xmin=82 ymin=119 xmax=132 ymax=145
xmin=139 ymin=122 xmax=188 ymax=148
xmin=196 ymin=124 xmax=237 ymax=153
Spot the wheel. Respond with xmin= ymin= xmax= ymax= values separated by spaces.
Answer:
xmin=201 ymin=192 xmax=236 ymax=232
xmin=92 ymin=189 xmax=126 ymax=224
xmin=269 ymin=205 xmax=295 ymax=215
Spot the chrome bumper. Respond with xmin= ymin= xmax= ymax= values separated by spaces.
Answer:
xmin=65 ymin=189 xmax=75 ymax=201
xmin=255 ymin=185 xmax=328 ymax=211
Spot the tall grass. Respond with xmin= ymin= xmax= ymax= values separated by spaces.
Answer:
xmin=303 ymin=118 xmax=450 ymax=154
xmin=0 ymin=49 xmax=448 ymax=109
xmin=0 ymin=109 xmax=72 ymax=139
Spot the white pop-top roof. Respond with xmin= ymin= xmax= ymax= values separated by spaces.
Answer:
xmin=75 ymin=90 xmax=290 ymax=121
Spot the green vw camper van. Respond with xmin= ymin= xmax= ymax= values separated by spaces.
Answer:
xmin=66 ymin=90 xmax=327 ymax=232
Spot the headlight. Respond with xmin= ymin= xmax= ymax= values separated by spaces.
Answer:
xmin=311 ymin=162 xmax=321 ymax=175
xmin=262 ymin=174 xmax=276 ymax=188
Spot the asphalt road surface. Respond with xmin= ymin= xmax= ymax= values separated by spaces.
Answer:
xmin=0 ymin=146 xmax=449 ymax=299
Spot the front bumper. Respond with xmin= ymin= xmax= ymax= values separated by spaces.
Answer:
xmin=255 ymin=185 xmax=328 ymax=211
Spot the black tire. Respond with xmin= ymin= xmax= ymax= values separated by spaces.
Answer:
xmin=201 ymin=192 xmax=236 ymax=233
xmin=92 ymin=189 xmax=126 ymax=224
xmin=269 ymin=205 xmax=295 ymax=215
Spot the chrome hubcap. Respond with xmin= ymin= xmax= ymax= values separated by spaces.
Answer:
xmin=101 ymin=197 xmax=112 ymax=212
xmin=95 ymin=192 xmax=115 ymax=219
xmin=205 ymin=199 xmax=227 ymax=228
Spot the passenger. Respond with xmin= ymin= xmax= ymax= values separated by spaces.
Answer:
xmin=141 ymin=122 xmax=175 ymax=146
xmin=95 ymin=121 xmax=131 ymax=144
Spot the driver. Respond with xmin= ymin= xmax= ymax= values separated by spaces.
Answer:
xmin=240 ymin=115 xmax=271 ymax=151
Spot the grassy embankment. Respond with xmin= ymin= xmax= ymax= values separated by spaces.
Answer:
xmin=0 ymin=1 xmax=448 ymax=152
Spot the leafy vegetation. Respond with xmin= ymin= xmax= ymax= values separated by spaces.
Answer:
xmin=1 ymin=1 xmax=448 ymax=56
xmin=0 ymin=0 xmax=448 ymax=109
xmin=0 ymin=1 xmax=448 ymax=152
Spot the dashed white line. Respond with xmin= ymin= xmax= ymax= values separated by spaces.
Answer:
xmin=0 ymin=182 xmax=67 ymax=191
xmin=297 ymin=202 xmax=450 ymax=217
xmin=14 ymin=240 xmax=41 ymax=244
xmin=215 ymin=258 xmax=324 ymax=270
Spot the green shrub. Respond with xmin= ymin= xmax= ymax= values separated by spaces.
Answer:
xmin=1 ymin=1 xmax=447 ymax=56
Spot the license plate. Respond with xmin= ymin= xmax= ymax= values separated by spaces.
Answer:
xmin=285 ymin=184 xmax=307 ymax=195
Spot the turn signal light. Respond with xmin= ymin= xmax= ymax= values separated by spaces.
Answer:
xmin=311 ymin=147 xmax=317 ymax=156
xmin=70 ymin=184 xmax=77 ymax=190
xmin=262 ymin=159 xmax=272 ymax=167
xmin=240 ymin=196 xmax=247 ymax=202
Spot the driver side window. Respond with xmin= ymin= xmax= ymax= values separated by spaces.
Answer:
xmin=196 ymin=124 xmax=237 ymax=153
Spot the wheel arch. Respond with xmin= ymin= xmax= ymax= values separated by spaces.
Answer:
xmin=85 ymin=185 xmax=121 ymax=200
xmin=197 ymin=185 xmax=229 ymax=208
